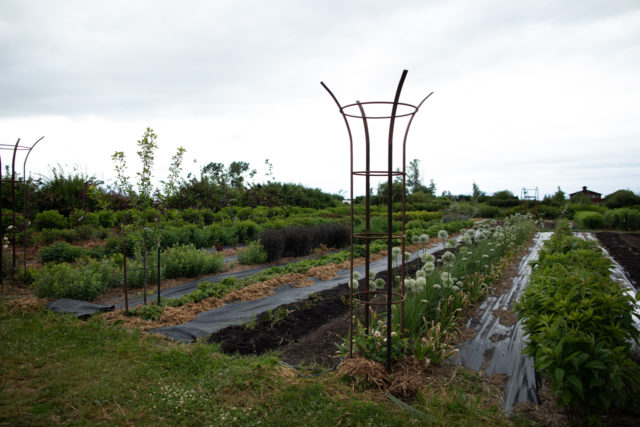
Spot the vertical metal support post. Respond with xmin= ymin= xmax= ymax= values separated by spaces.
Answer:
xmin=157 ymin=238 xmax=161 ymax=305
xmin=123 ymin=240 xmax=129 ymax=313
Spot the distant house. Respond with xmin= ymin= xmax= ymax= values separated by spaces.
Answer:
xmin=569 ymin=186 xmax=602 ymax=203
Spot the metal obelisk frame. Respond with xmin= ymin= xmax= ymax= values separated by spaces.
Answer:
xmin=322 ymin=70 xmax=432 ymax=371
xmin=1 ymin=137 xmax=44 ymax=290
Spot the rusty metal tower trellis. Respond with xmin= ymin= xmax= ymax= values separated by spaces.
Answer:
xmin=321 ymin=70 xmax=432 ymax=371
xmin=1 ymin=137 xmax=44 ymax=290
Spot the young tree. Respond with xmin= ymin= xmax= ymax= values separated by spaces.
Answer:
xmin=136 ymin=128 xmax=158 ymax=204
xmin=162 ymin=146 xmax=186 ymax=198
xmin=407 ymin=159 xmax=426 ymax=194
xmin=111 ymin=151 xmax=133 ymax=197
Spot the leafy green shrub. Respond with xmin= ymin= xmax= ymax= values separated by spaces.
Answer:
xmin=162 ymin=244 xmax=223 ymax=278
xmin=75 ymin=225 xmax=99 ymax=240
xmin=479 ymin=204 xmax=500 ymax=218
xmin=34 ymin=259 xmax=120 ymax=301
xmin=97 ymin=210 xmax=115 ymax=228
xmin=125 ymin=256 xmax=161 ymax=288
xmin=516 ymin=233 xmax=640 ymax=416
xmin=103 ymin=235 xmax=136 ymax=258
xmin=35 ymin=228 xmax=79 ymax=245
xmin=604 ymin=208 xmax=640 ymax=231
xmin=39 ymin=242 xmax=87 ymax=264
xmin=34 ymin=210 xmax=67 ymax=230
xmin=574 ymin=211 xmax=604 ymax=229
xmin=237 ymin=241 xmax=268 ymax=265
xmin=604 ymin=189 xmax=640 ymax=209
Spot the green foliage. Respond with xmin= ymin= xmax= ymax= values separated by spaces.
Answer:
xmin=129 ymin=304 xmax=164 ymax=321
xmin=136 ymin=127 xmax=158 ymax=204
xmin=516 ymin=232 xmax=640 ymax=415
xmin=487 ymin=190 xmax=519 ymax=207
xmin=604 ymin=189 xmax=640 ymax=209
xmin=574 ymin=211 xmax=604 ymax=229
xmin=39 ymin=242 xmax=87 ymax=264
xmin=237 ymin=240 xmax=268 ymax=265
xmin=162 ymin=146 xmax=186 ymax=198
xmin=35 ymin=166 xmax=101 ymax=215
xmin=33 ymin=259 xmax=120 ymax=301
xmin=339 ymin=311 xmax=408 ymax=364
xmin=162 ymin=244 xmax=223 ymax=279
xmin=164 ymin=280 xmax=237 ymax=307
xmin=604 ymin=208 xmax=640 ymax=231
xmin=33 ymin=209 xmax=68 ymax=230
xmin=34 ymin=228 xmax=79 ymax=245
xmin=478 ymin=204 xmax=500 ymax=218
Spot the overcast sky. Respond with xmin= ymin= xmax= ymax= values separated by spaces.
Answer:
xmin=1 ymin=0 xmax=639 ymax=200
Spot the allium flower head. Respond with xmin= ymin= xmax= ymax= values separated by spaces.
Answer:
xmin=423 ymin=262 xmax=435 ymax=273
xmin=419 ymin=234 xmax=429 ymax=243
xmin=438 ymin=230 xmax=448 ymax=240
xmin=415 ymin=270 xmax=426 ymax=278
xmin=421 ymin=253 xmax=435 ymax=263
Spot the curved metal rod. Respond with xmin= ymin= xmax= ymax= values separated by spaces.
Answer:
xmin=385 ymin=69 xmax=408 ymax=372
xmin=322 ymin=81 xmax=356 ymax=357
xmin=356 ymin=101 xmax=371 ymax=334
xmin=22 ymin=136 xmax=44 ymax=281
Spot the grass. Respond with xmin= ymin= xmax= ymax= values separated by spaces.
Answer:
xmin=0 ymin=300 xmax=535 ymax=426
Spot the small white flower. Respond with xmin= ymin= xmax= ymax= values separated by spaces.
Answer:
xmin=352 ymin=271 xmax=361 ymax=280
xmin=438 ymin=230 xmax=448 ymax=240
xmin=433 ymin=283 xmax=441 ymax=289
xmin=416 ymin=277 xmax=427 ymax=289
xmin=415 ymin=270 xmax=426 ymax=278
xmin=422 ymin=262 xmax=435 ymax=273
xmin=419 ymin=234 xmax=429 ymax=243
xmin=350 ymin=279 xmax=359 ymax=289
xmin=392 ymin=247 xmax=401 ymax=257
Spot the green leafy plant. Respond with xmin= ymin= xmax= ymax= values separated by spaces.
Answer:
xmin=237 ymin=240 xmax=268 ymax=265
xmin=39 ymin=242 xmax=87 ymax=264
xmin=33 ymin=209 xmax=68 ymax=230
xmin=516 ymin=232 xmax=640 ymax=416
xmin=33 ymin=259 xmax=120 ymax=301
xmin=162 ymin=244 xmax=223 ymax=279
xmin=129 ymin=304 xmax=164 ymax=321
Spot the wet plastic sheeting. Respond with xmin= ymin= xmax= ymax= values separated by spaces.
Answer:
xmin=47 ymin=298 xmax=115 ymax=319
xmin=453 ymin=232 xmax=552 ymax=412
xmin=150 ymin=245 xmax=442 ymax=342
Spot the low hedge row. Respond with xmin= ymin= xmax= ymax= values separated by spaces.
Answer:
xmin=260 ymin=223 xmax=350 ymax=262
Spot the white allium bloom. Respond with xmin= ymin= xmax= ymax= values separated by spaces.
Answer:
xmin=423 ymin=262 xmax=435 ymax=273
xmin=415 ymin=270 xmax=426 ymax=278
xmin=446 ymin=238 xmax=457 ymax=249
xmin=452 ymin=286 xmax=459 ymax=291
xmin=412 ymin=235 xmax=420 ymax=244
xmin=404 ymin=252 xmax=411 ymax=262
xmin=375 ymin=278 xmax=385 ymax=289
xmin=482 ymin=254 xmax=489 ymax=259
xmin=433 ymin=283 xmax=441 ymax=289
xmin=421 ymin=253 xmax=435 ymax=263
xmin=352 ymin=271 xmax=361 ymax=280
xmin=416 ymin=277 xmax=427 ymax=289
xmin=442 ymin=251 xmax=456 ymax=266
xmin=421 ymin=299 xmax=428 ymax=304
xmin=456 ymin=281 xmax=463 ymax=287
xmin=369 ymin=271 xmax=376 ymax=279
xmin=438 ymin=230 xmax=448 ymax=240
xmin=392 ymin=247 xmax=401 ymax=257
xmin=419 ymin=234 xmax=429 ymax=243
xmin=350 ymin=279 xmax=359 ymax=289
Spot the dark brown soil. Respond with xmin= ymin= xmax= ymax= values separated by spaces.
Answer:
xmin=209 ymin=257 xmax=433 ymax=366
xmin=209 ymin=283 xmax=351 ymax=358
xmin=596 ymin=232 xmax=640 ymax=288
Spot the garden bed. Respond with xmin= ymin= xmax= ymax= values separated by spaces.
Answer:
xmin=595 ymin=232 xmax=640 ymax=287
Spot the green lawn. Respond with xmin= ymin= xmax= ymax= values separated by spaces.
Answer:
xmin=0 ymin=300 xmax=534 ymax=426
